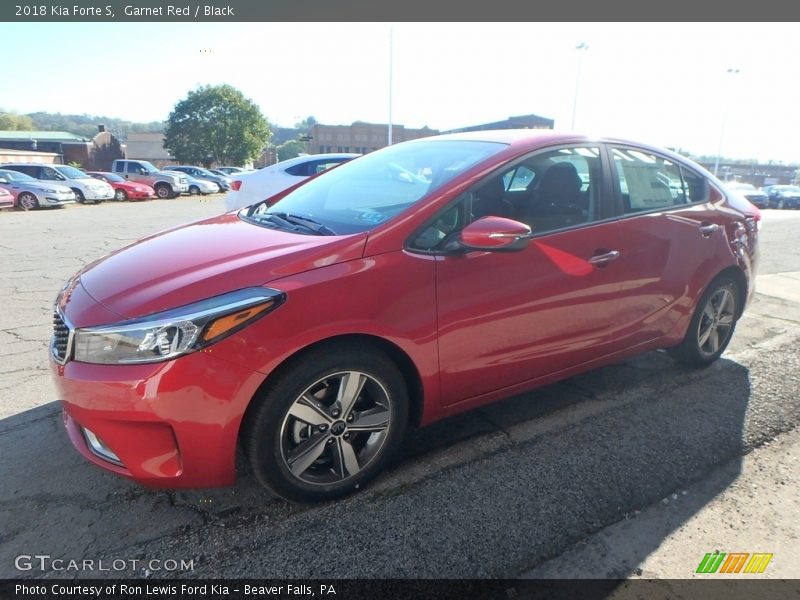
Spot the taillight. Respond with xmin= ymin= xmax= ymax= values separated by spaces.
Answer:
xmin=231 ymin=180 xmax=242 ymax=191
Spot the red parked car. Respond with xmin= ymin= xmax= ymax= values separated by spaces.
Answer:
xmin=51 ymin=131 xmax=760 ymax=502
xmin=87 ymin=171 xmax=156 ymax=201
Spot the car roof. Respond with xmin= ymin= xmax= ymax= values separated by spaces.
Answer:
xmin=275 ymin=153 xmax=361 ymax=168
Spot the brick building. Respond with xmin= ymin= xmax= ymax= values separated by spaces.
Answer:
xmin=307 ymin=122 xmax=438 ymax=155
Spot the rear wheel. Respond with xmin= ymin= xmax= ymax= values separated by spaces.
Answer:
xmin=18 ymin=192 xmax=39 ymax=211
xmin=246 ymin=346 xmax=409 ymax=503
xmin=667 ymin=275 xmax=740 ymax=367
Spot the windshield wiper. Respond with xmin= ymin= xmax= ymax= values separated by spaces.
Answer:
xmin=269 ymin=212 xmax=337 ymax=236
xmin=250 ymin=212 xmax=307 ymax=233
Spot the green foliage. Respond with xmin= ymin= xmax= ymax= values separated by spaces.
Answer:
xmin=294 ymin=116 xmax=318 ymax=130
xmin=0 ymin=111 xmax=35 ymax=131
xmin=277 ymin=139 xmax=306 ymax=162
xmin=24 ymin=112 xmax=164 ymax=139
xmin=164 ymin=85 xmax=270 ymax=167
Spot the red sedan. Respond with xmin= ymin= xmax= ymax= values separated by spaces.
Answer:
xmin=51 ymin=131 xmax=759 ymax=502
xmin=87 ymin=171 xmax=155 ymax=201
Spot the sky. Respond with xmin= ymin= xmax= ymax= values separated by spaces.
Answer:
xmin=1 ymin=22 xmax=799 ymax=164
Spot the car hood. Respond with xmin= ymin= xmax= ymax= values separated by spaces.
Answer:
xmin=78 ymin=212 xmax=368 ymax=319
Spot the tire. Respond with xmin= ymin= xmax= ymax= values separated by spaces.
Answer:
xmin=246 ymin=345 xmax=409 ymax=503
xmin=188 ymin=185 xmax=200 ymax=196
xmin=18 ymin=192 xmax=39 ymax=211
xmin=114 ymin=189 xmax=128 ymax=201
xmin=777 ymin=199 xmax=784 ymax=210
xmin=73 ymin=189 xmax=86 ymax=203
xmin=155 ymin=184 xmax=171 ymax=199
xmin=667 ymin=274 xmax=740 ymax=367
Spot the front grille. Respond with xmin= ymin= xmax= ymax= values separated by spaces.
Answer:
xmin=52 ymin=310 xmax=71 ymax=364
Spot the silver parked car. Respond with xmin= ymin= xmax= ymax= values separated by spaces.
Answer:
xmin=0 ymin=168 xmax=76 ymax=210
xmin=163 ymin=165 xmax=231 ymax=192
xmin=163 ymin=171 xmax=218 ymax=195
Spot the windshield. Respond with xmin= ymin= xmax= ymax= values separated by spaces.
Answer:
xmin=100 ymin=173 xmax=125 ymax=183
xmin=244 ymin=140 xmax=506 ymax=235
xmin=0 ymin=169 xmax=36 ymax=182
xmin=55 ymin=165 xmax=90 ymax=179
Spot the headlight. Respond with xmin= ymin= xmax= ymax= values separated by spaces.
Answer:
xmin=72 ymin=287 xmax=285 ymax=364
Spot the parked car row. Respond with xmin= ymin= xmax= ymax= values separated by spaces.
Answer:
xmin=0 ymin=160 xmax=237 ymax=210
xmin=725 ymin=181 xmax=800 ymax=209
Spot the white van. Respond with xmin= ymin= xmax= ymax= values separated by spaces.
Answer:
xmin=2 ymin=163 xmax=114 ymax=203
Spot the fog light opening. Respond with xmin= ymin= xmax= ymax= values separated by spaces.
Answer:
xmin=82 ymin=428 xmax=124 ymax=467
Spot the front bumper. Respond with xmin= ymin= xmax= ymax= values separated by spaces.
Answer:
xmin=44 ymin=193 xmax=77 ymax=206
xmin=83 ymin=188 xmax=115 ymax=201
xmin=52 ymin=347 xmax=264 ymax=488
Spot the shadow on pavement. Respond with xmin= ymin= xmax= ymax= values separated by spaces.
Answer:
xmin=0 ymin=350 xmax=753 ymax=578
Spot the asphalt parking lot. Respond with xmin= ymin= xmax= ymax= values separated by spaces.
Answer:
xmin=0 ymin=198 xmax=798 ymax=579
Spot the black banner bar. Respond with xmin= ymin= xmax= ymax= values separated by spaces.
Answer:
xmin=3 ymin=580 xmax=800 ymax=600
xmin=1 ymin=0 xmax=800 ymax=22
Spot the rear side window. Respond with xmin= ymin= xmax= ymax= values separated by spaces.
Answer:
xmin=10 ymin=165 xmax=38 ymax=178
xmin=611 ymin=147 xmax=694 ymax=213
xmin=285 ymin=159 xmax=348 ymax=177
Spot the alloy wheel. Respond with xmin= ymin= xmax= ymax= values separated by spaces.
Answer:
xmin=278 ymin=370 xmax=392 ymax=486
xmin=697 ymin=287 xmax=735 ymax=357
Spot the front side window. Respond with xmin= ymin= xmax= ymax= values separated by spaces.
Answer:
xmin=245 ymin=140 xmax=506 ymax=235
xmin=410 ymin=146 xmax=602 ymax=251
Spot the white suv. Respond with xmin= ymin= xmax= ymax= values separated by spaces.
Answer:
xmin=1 ymin=163 xmax=114 ymax=203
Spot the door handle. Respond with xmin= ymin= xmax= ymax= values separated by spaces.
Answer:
xmin=699 ymin=223 xmax=720 ymax=237
xmin=588 ymin=250 xmax=620 ymax=266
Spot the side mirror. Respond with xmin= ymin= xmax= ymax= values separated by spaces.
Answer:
xmin=459 ymin=216 xmax=533 ymax=252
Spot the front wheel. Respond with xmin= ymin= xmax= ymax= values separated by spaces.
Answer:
xmin=72 ymin=189 xmax=86 ymax=203
xmin=114 ymin=188 xmax=128 ymax=201
xmin=188 ymin=185 xmax=200 ymax=196
xmin=155 ymin=184 xmax=172 ymax=199
xmin=246 ymin=346 xmax=409 ymax=503
xmin=18 ymin=192 xmax=39 ymax=211
xmin=667 ymin=275 xmax=740 ymax=367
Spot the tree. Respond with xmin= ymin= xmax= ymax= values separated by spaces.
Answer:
xmin=294 ymin=115 xmax=318 ymax=131
xmin=0 ymin=111 xmax=35 ymax=131
xmin=277 ymin=139 xmax=306 ymax=162
xmin=164 ymin=85 xmax=270 ymax=167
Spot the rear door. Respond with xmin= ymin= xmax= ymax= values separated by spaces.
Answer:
xmin=607 ymin=145 xmax=735 ymax=346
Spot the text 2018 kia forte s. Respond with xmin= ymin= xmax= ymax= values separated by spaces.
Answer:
xmin=51 ymin=131 xmax=760 ymax=502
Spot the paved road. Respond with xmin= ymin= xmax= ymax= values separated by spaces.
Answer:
xmin=0 ymin=201 xmax=798 ymax=578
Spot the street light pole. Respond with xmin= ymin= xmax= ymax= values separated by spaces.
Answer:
xmin=387 ymin=28 xmax=394 ymax=146
xmin=571 ymin=42 xmax=589 ymax=130
xmin=713 ymin=68 xmax=740 ymax=178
